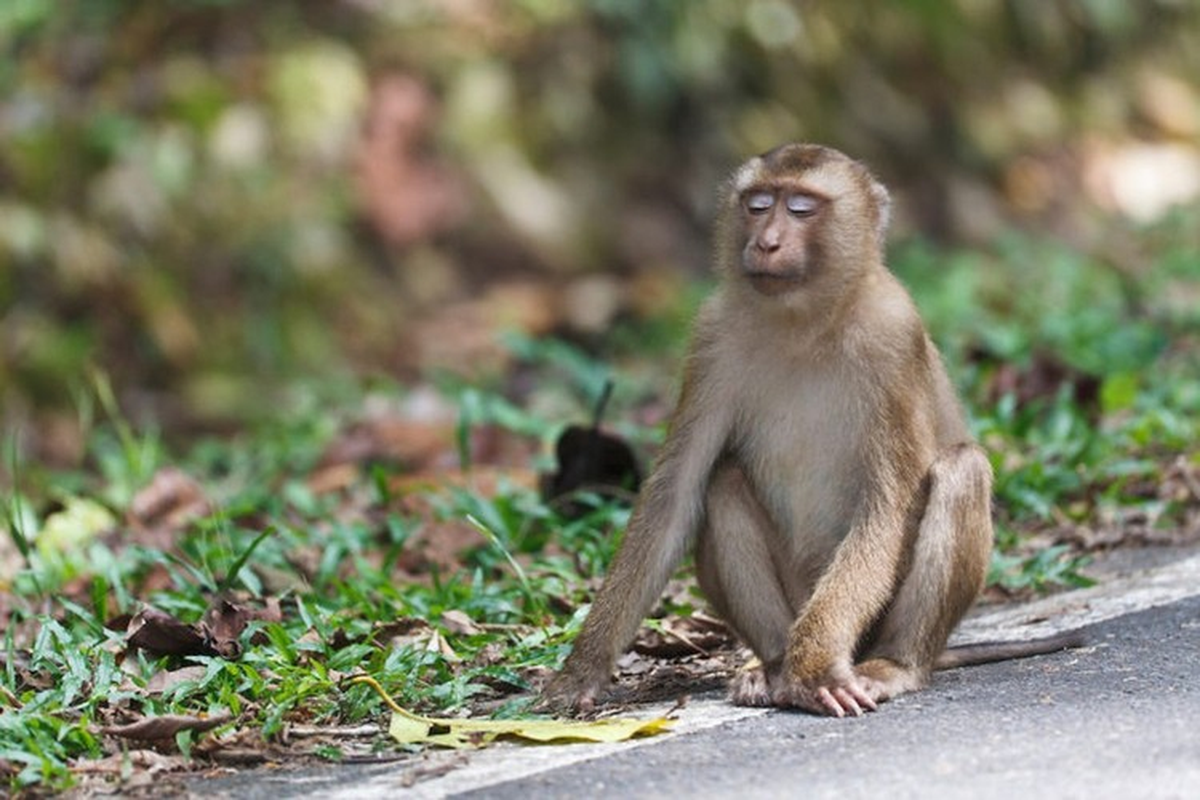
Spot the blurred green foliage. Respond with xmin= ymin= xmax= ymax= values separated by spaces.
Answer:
xmin=1 ymin=0 xmax=1198 ymax=449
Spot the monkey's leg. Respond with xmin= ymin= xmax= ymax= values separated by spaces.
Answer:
xmin=696 ymin=465 xmax=796 ymax=706
xmin=856 ymin=443 xmax=992 ymax=701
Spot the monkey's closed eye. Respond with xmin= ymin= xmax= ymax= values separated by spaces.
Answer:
xmin=745 ymin=191 xmax=775 ymax=214
xmin=785 ymin=194 xmax=820 ymax=215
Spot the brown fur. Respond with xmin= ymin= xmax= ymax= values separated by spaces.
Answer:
xmin=543 ymin=144 xmax=1076 ymax=717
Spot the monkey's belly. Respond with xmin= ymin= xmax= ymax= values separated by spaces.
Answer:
xmin=739 ymin=428 xmax=861 ymax=575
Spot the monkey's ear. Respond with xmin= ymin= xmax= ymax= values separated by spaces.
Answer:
xmin=870 ymin=180 xmax=892 ymax=244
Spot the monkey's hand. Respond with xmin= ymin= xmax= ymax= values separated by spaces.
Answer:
xmin=772 ymin=663 xmax=880 ymax=718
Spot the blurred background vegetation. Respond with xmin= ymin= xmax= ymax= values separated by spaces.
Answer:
xmin=2 ymin=0 xmax=1199 ymax=467
xmin=2 ymin=4 xmax=1199 ymax=787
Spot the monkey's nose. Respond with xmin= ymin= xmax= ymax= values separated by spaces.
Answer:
xmin=755 ymin=234 xmax=781 ymax=253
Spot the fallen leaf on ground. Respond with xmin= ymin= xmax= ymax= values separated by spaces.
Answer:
xmin=101 ymin=711 xmax=232 ymax=742
xmin=306 ymin=462 xmax=360 ymax=495
xmin=317 ymin=418 xmax=455 ymax=474
xmin=126 ymin=607 xmax=214 ymax=657
xmin=200 ymin=597 xmax=283 ymax=657
xmin=367 ymin=617 xmax=460 ymax=661
xmin=633 ymin=613 xmax=735 ymax=658
xmin=390 ymin=466 xmax=539 ymax=514
xmin=127 ymin=467 xmax=212 ymax=548
xmin=71 ymin=749 xmax=188 ymax=776
xmin=440 ymin=609 xmax=482 ymax=636
xmin=394 ymin=519 xmax=486 ymax=576
xmin=143 ymin=665 xmax=208 ymax=695
xmin=352 ymin=676 xmax=673 ymax=749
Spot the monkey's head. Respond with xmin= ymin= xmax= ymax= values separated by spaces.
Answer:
xmin=717 ymin=143 xmax=891 ymax=303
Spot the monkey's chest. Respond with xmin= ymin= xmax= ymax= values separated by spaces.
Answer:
xmin=733 ymin=376 xmax=865 ymax=543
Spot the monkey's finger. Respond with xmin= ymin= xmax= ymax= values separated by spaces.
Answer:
xmin=846 ymin=684 xmax=878 ymax=712
xmin=831 ymin=687 xmax=864 ymax=717
xmin=815 ymin=687 xmax=846 ymax=717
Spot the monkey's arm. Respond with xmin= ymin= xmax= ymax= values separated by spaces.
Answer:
xmin=544 ymin=340 xmax=734 ymax=711
xmin=781 ymin=399 xmax=925 ymax=710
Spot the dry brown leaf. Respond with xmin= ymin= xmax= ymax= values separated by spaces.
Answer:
xmin=470 ymin=641 xmax=506 ymax=668
xmin=71 ymin=749 xmax=188 ymax=776
xmin=426 ymin=629 xmax=461 ymax=663
xmin=101 ymin=711 xmax=232 ymax=742
xmin=394 ymin=519 xmax=487 ymax=576
xmin=379 ymin=618 xmax=434 ymax=649
xmin=200 ymin=597 xmax=284 ymax=657
xmin=143 ymin=665 xmax=208 ymax=695
xmin=126 ymin=467 xmax=212 ymax=549
xmin=319 ymin=418 xmax=455 ymax=472
xmin=391 ymin=466 xmax=539 ymax=521
xmin=126 ymin=607 xmax=213 ymax=658
xmin=306 ymin=462 xmax=361 ymax=495
xmin=440 ymin=609 xmax=482 ymax=636
xmin=632 ymin=613 xmax=734 ymax=659
xmin=375 ymin=618 xmax=460 ymax=661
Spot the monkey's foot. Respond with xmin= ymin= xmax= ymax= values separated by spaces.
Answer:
xmin=853 ymin=657 xmax=927 ymax=703
xmin=728 ymin=661 xmax=775 ymax=707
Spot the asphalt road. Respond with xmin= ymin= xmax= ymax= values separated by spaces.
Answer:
xmin=462 ymin=595 xmax=1199 ymax=800
xmin=186 ymin=548 xmax=1200 ymax=799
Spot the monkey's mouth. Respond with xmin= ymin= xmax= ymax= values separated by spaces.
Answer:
xmin=744 ymin=271 xmax=805 ymax=296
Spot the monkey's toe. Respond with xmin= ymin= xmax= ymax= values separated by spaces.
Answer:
xmin=728 ymin=665 xmax=775 ymax=707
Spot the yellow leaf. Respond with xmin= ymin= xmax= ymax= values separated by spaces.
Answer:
xmin=38 ymin=496 xmax=116 ymax=554
xmin=352 ymin=676 xmax=674 ymax=750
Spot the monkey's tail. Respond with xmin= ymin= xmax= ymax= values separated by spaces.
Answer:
xmin=935 ymin=630 xmax=1086 ymax=670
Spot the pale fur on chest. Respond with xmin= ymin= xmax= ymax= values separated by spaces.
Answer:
xmin=714 ymin=324 xmax=868 ymax=552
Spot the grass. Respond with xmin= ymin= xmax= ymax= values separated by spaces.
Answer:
xmin=2 ymin=221 xmax=1199 ymax=791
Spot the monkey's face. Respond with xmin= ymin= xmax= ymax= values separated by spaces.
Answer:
xmin=736 ymin=183 xmax=828 ymax=297
xmin=723 ymin=144 xmax=890 ymax=302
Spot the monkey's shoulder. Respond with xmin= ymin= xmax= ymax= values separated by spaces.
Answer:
xmin=859 ymin=269 xmax=924 ymax=329
xmin=842 ymin=273 xmax=934 ymax=364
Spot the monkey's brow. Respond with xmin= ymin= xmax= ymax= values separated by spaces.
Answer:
xmin=743 ymin=180 xmax=829 ymax=198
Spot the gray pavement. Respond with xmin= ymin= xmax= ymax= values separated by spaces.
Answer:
xmin=188 ymin=547 xmax=1200 ymax=799
xmin=462 ymin=595 xmax=1199 ymax=800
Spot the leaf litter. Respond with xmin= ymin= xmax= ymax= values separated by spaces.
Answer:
xmin=352 ymin=676 xmax=674 ymax=749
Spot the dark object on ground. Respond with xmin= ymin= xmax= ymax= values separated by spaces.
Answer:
xmin=541 ymin=380 xmax=642 ymax=516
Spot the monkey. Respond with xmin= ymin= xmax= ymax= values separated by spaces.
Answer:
xmin=542 ymin=143 xmax=1083 ymax=718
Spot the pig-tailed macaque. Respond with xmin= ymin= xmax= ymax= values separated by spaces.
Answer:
xmin=544 ymin=143 xmax=1082 ymax=717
